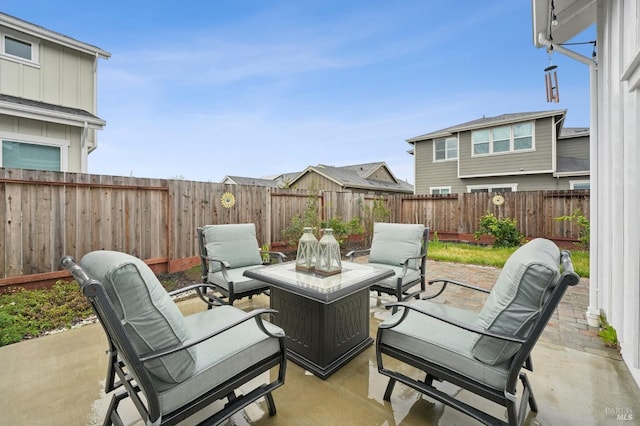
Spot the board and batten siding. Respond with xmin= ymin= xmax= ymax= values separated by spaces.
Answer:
xmin=0 ymin=37 xmax=97 ymax=114
xmin=292 ymin=172 xmax=343 ymax=192
xmin=458 ymin=117 xmax=555 ymax=177
xmin=367 ymin=166 xmax=395 ymax=183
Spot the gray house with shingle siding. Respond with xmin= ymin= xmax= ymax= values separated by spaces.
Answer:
xmin=407 ymin=110 xmax=589 ymax=194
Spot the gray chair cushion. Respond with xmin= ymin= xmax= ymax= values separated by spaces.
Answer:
xmin=379 ymin=300 xmax=510 ymax=390
xmin=157 ymin=305 xmax=284 ymax=414
xmin=202 ymin=224 xmax=263 ymax=271
xmin=207 ymin=266 xmax=265 ymax=292
xmin=80 ymin=250 xmax=196 ymax=384
xmin=367 ymin=263 xmax=421 ymax=290
xmin=472 ymin=238 xmax=560 ymax=365
xmin=368 ymin=223 xmax=424 ymax=269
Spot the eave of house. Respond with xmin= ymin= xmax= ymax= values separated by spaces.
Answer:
xmin=406 ymin=110 xmax=566 ymax=144
xmin=532 ymin=0 xmax=596 ymax=48
xmin=0 ymin=12 xmax=111 ymax=59
xmin=0 ymin=94 xmax=106 ymax=129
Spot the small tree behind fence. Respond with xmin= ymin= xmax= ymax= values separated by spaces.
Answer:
xmin=0 ymin=168 xmax=589 ymax=290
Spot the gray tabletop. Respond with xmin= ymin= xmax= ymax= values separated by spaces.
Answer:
xmin=244 ymin=260 xmax=394 ymax=303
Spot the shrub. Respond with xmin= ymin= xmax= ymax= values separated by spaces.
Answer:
xmin=473 ymin=212 xmax=524 ymax=248
xmin=321 ymin=216 xmax=364 ymax=246
xmin=555 ymin=209 xmax=590 ymax=250
xmin=361 ymin=196 xmax=390 ymax=244
xmin=281 ymin=195 xmax=321 ymax=243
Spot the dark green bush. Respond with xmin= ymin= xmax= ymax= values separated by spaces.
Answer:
xmin=473 ymin=212 xmax=524 ymax=248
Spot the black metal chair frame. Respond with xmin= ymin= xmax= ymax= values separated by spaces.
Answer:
xmin=197 ymin=226 xmax=286 ymax=305
xmin=376 ymin=250 xmax=580 ymax=426
xmin=346 ymin=226 xmax=429 ymax=303
xmin=62 ymin=256 xmax=287 ymax=426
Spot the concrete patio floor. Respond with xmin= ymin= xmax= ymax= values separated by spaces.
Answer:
xmin=1 ymin=261 xmax=639 ymax=425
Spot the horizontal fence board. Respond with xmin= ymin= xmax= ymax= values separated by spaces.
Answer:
xmin=0 ymin=168 xmax=590 ymax=289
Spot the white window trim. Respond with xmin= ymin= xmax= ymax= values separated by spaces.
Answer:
xmin=0 ymin=29 xmax=40 ymax=67
xmin=0 ymin=131 xmax=70 ymax=171
xmin=433 ymin=136 xmax=458 ymax=162
xmin=466 ymin=183 xmax=518 ymax=193
xmin=430 ymin=186 xmax=452 ymax=195
xmin=471 ymin=122 xmax=535 ymax=157
xmin=570 ymin=180 xmax=590 ymax=190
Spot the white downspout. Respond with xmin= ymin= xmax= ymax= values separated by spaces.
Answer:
xmin=538 ymin=32 xmax=601 ymax=327
xmin=80 ymin=121 xmax=88 ymax=173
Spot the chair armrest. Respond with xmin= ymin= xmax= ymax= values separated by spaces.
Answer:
xmin=345 ymin=248 xmax=371 ymax=261
xmin=200 ymin=255 xmax=233 ymax=282
xmin=396 ymin=252 xmax=428 ymax=277
xmin=261 ymin=250 xmax=287 ymax=263
xmin=424 ymin=278 xmax=491 ymax=300
xmin=139 ymin=308 xmax=283 ymax=362
xmin=380 ymin=301 xmax=525 ymax=344
xmin=168 ymin=283 xmax=226 ymax=307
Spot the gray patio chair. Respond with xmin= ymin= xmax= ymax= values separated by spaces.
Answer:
xmin=376 ymin=238 xmax=580 ymax=425
xmin=346 ymin=223 xmax=429 ymax=306
xmin=197 ymin=224 xmax=285 ymax=305
xmin=61 ymin=250 xmax=286 ymax=426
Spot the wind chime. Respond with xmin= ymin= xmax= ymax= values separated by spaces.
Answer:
xmin=544 ymin=50 xmax=560 ymax=103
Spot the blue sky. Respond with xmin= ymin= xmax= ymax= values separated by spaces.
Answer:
xmin=3 ymin=1 xmax=595 ymax=183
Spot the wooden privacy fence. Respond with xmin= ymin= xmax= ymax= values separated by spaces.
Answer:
xmin=0 ymin=168 xmax=589 ymax=290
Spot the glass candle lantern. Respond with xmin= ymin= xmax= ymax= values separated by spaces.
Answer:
xmin=315 ymin=228 xmax=342 ymax=275
xmin=295 ymin=227 xmax=318 ymax=271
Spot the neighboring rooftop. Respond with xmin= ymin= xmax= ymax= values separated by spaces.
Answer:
xmin=222 ymin=162 xmax=413 ymax=193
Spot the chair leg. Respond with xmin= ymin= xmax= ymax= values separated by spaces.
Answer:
xmin=104 ymin=391 xmax=127 ymax=426
xmin=265 ymin=392 xmax=277 ymax=416
xmin=520 ymin=372 xmax=538 ymax=412
xmin=383 ymin=378 xmax=397 ymax=401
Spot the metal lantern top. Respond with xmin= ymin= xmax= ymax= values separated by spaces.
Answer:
xmin=295 ymin=227 xmax=318 ymax=271
xmin=315 ymin=228 xmax=342 ymax=276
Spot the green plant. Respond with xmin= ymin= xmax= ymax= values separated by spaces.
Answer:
xmin=281 ymin=194 xmax=321 ymax=244
xmin=0 ymin=280 xmax=93 ymax=346
xmin=473 ymin=212 xmax=524 ymax=248
xmin=321 ymin=216 xmax=364 ymax=246
xmin=261 ymin=243 xmax=270 ymax=263
xmin=555 ymin=209 xmax=590 ymax=249
xmin=598 ymin=314 xmax=619 ymax=349
xmin=361 ymin=196 xmax=391 ymax=244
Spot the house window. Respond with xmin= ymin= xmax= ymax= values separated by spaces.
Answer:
xmin=430 ymin=187 xmax=451 ymax=195
xmin=493 ymin=126 xmax=510 ymax=153
xmin=570 ymin=180 xmax=590 ymax=190
xmin=472 ymin=130 xmax=490 ymax=155
xmin=434 ymin=137 xmax=458 ymax=161
xmin=1 ymin=33 xmax=39 ymax=65
xmin=0 ymin=133 xmax=69 ymax=172
xmin=467 ymin=184 xmax=517 ymax=193
xmin=514 ymin=123 xmax=533 ymax=150
xmin=472 ymin=122 xmax=534 ymax=155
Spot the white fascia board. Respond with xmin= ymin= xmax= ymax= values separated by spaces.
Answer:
xmin=0 ymin=13 xmax=111 ymax=59
xmin=0 ymin=102 xmax=106 ymax=129
xmin=458 ymin=169 xmax=554 ymax=179
xmin=554 ymin=171 xmax=590 ymax=177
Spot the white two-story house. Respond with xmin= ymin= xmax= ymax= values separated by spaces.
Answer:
xmin=0 ymin=12 xmax=110 ymax=173
xmin=407 ymin=110 xmax=589 ymax=194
